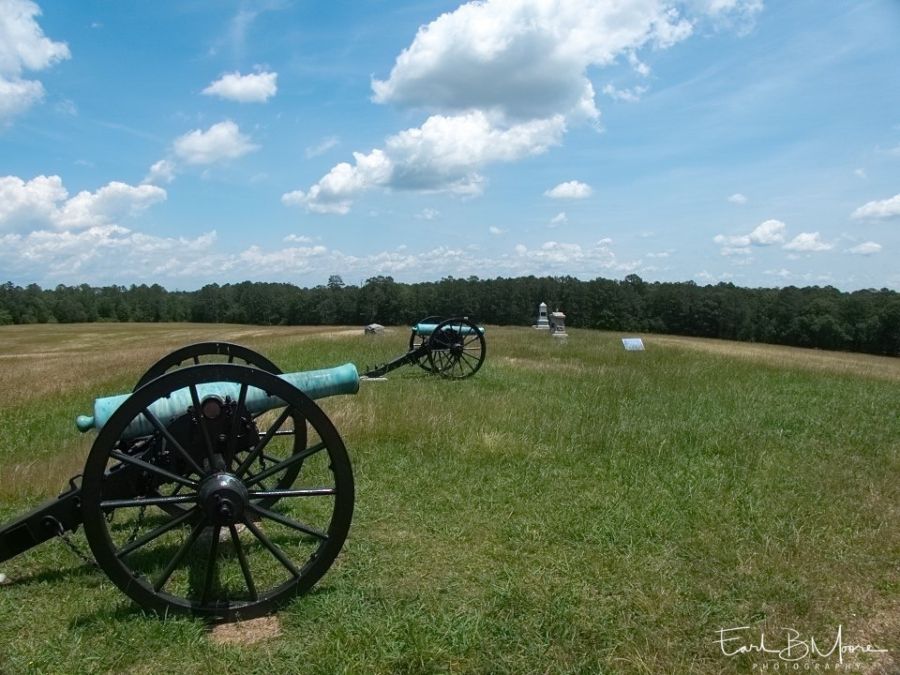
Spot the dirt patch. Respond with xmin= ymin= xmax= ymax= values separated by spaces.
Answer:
xmin=649 ymin=335 xmax=900 ymax=382
xmin=847 ymin=599 xmax=899 ymax=674
xmin=208 ymin=615 xmax=282 ymax=646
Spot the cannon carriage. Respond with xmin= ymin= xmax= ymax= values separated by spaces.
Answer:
xmin=0 ymin=321 xmax=487 ymax=621
xmin=364 ymin=316 xmax=486 ymax=379
xmin=1 ymin=344 xmax=357 ymax=622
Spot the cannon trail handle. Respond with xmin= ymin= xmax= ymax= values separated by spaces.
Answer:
xmin=0 ymin=480 xmax=83 ymax=564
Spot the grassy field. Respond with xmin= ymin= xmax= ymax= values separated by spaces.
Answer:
xmin=0 ymin=323 xmax=897 ymax=674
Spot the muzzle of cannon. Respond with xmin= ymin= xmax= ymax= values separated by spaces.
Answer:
xmin=364 ymin=316 xmax=486 ymax=379
xmin=0 ymin=345 xmax=358 ymax=622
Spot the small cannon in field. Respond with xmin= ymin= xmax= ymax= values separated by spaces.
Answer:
xmin=364 ymin=316 xmax=486 ymax=379
xmin=0 ymin=343 xmax=358 ymax=622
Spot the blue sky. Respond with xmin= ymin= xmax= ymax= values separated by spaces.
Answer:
xmin=1 ymin=0 xmax=898 ymax=290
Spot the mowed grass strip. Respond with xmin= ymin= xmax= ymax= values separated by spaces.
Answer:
xmin=0 ymin=324 xmax=897 ymax=674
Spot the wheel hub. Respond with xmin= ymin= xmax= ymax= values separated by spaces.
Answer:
xmin=199 ymin=473 xmax=249 ymax=525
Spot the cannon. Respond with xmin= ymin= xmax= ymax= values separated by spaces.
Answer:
xmin=363 ymin=316 xmax=486 ymax=379
xmin=0 ymin=343 xmax=358 ymax=622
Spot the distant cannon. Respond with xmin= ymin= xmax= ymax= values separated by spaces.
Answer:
xmin=0 ymin=344 xmax=358 ymax=622
xmin=363 ymin=316 xmax=486 ymax=379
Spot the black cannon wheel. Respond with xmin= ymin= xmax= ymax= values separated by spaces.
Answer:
xmin=81 ymin=364 xmax=354 ymax=622
xmin=135 ymin=343 xmax=301 ymax=511
xmin=135 ymin=342 xmax=283 ymax=390
xmin=408 ymin=316 xmax=443 ymax=373
xmin=427 ymin=318 xmax=486 ymax=379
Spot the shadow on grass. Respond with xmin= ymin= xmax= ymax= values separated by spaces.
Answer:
xmin=1 ymin=559 xmax=99 ymax=587
xmin=66 ymin=579 xmax=341 ymax=630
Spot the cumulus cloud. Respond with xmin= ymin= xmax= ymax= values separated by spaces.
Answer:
xmin=782 ymin=232 xmax=832 ymax=252
xmin=714 ymin=218 xmax=785 ymax=254
xmin=0 ymin=0 xmax=70 ymax=123
xmin=846 ymin=241 xmax=881 ymax=256
xmin=602 ymin=83 xmax=647 ymax=102
xmin=143 ymin=159 xmax=176 ymax=185
xmin=545 ymin=180 xmax=592 ymax=199
xmin=202 ymin=70 xmax=277 ymax=103
xmin=727 ymin=192 xmax=747 ymax=204
xmin=0 ymin=76 xmax=44 ymax=120
xmin=370 ymin=0 xmax=697 ymax=121
xmin=851 ymin=193 xmax=900 ymax=220
xmin=698 ymin=0 xmax=763 ymax=33
xmin=283 ymin=111 xmax=565 ymax=213
xmin=489 ymin=226 xmax=506 ymax=235
xmin=289 ymin=0 xmax=758 ymax=214
xmin=173 ymin=120 xmax=259 ymax=165
xmin=512 ymin=238 xmax=633 ymax=274
xmin=1 ymin=214 xmax=646 ymax=286
xmin=0 ymin=175 xmax=165 ymax=232
xmin=0 ymin=225 xmax=216 ymax=282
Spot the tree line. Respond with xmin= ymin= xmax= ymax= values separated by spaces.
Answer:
xmin=1 ymin=275 xmax=898 ymax=356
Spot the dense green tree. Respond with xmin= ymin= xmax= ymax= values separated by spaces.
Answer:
xmin=0 ymin=277 xmax=897 ymax=356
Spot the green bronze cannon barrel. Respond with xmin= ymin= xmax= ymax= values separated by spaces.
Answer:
xmin=75 ymin=362 xmax=359 ymax=438
xmin=412 ymin=322 xmax=486 ymax=337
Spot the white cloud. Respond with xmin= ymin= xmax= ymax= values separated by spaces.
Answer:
xmin=702 ymin=0 xmax=764 ymax=27
xmin=749 ymin=220 xmax=786 ymax=245
xmin=0 ymin=175 xmax=166 ymax=232
xmin=512 ymin=239 xmax=636 ymax=273
xmin=782 ymin=232 xmax=832 ymax=252
xmin=0 ymin=174 xmax=67 ymax=228
xmin=305 ymin=136 xmax=339 ymax=159
xmin=0 ymin=0 xmax=70 ymax=123
xmin=851 ymin=193 xmax=900 ymax=220
xmin=173 ymin=120 xmax=259 ymax=165
xmin=627 ymin=51 xmax=650 ymax=76
xmin=602 ymin=83 xmax=647 ymax=103
xmin=289 ymin=0 xmax=761 ymax=215
xmin=545 ymin=180 xmax=592 ymax=199
xmin=549 ymin=212 xmax=568 ymax=227
xmin=714 ymin=218 xmax=785 ymax=254
xmin=143 ymin=159 xmax=176 ymax=185
xmin=854 ymin=168 xmax=866 ymax=179
xmin=847 ymin=241 xmax=882 ymax=256
xmin=0 ymin=218 xmax=647 ymax=286
xmin=713 ymin=240 xmax=753 ymax=256
xmin=0 ymin=225 xmax=216 ymax=281
xmin=370 ymin=0 xmax=698 ymax=122
xmin=416 ymin=208 xmax=440 ymax=220
xmin=489 ymin=226 xmax=506 ymax=235
xmin=282 ymin=148 xmax=392 ymax=215
xmin=284 ymin=111 xmax=566 ymax=213
xmin=202 ymin=70 xmax=277 ymax=102
xmin=0 ymin=76 xmax=43 ymax=119
xmin=727 ymin=192 xmax=747 ymax=204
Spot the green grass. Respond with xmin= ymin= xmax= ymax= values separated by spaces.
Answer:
xmin=0 ymin=324 xmax=897 ymax=674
